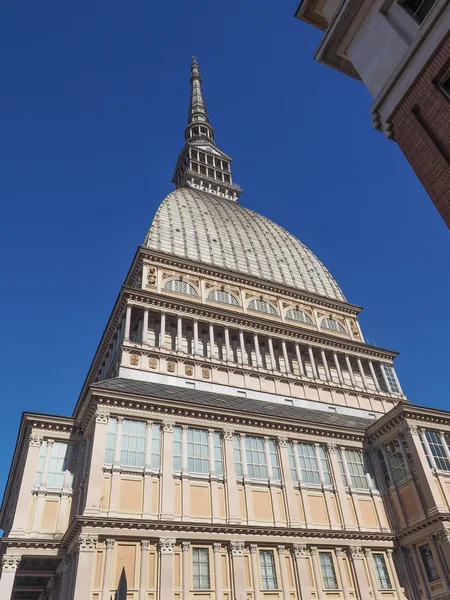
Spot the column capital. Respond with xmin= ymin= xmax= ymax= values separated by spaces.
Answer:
xmin=229 ymin=541 xmax=245 ymax=556
xmin=386 ymin=549 xmax=393 ymax=558
xmin=277 ymin=436 xmax=288 ymax=448
xmin=29 ymin=433 xmax=43 ymax=447
xmin=249 ymin=544 xmax=258 ymax=554
xmin=292 ymin=544 xmax=309 ymax=558
xmin=146 ymin=420 xmax=153 ymax=429
xmin=277 ymin=545 xmax=286 ymax=555
xmin=326 ymin=442 xmax=337 ymax=453
xmin=46 ymin=439 xmax=55 ymax=447
xmin=334 ymin=547 xmax=343 ymax=557
xmin=95 ymin=410 xmax=110 ymax=424
xmin=349 ymin=546 xmax=363 ymax=560
xmin=213 ymin=543 xmax=222 ymax=553
xmin=181 ymin=424 xmax=189 ymax=432
xmin=310 ymin=546 xmax=318 ymax=556
xmin=141 ymin=540 xmax=150 ymax=551
xmin=402 ymin=423 xmax=418 ymax=435
xmin=222 ymin=428 xmax=234 ymax=440
xmin=77 ymin=534 xmax=98 ymax=551
xmin=1 ymin=555 xmax=21 ymax=571
xmin=364 ymin=548 xmax=372 ymax=558
xmin=162 ymin=420 xmax=174 ymax=432
xmin=437 ymin=529 xmax=450 ymax=544
xmin=105 ymin=538 xmax=115 ymax=550
xmin=159 ymin=537 xmax=176 ymax=554
xmin=181 ymin=541 xmax=191 ymax=552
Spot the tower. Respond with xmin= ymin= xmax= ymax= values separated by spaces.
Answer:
xmin=1 ymin=57 xmax=450 ymax=600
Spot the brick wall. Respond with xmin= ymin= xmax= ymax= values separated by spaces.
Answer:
xmin=391 ymin=35 xmax=450 ymax=228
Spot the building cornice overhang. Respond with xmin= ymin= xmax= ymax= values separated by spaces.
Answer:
xmin=123 ymin=286 xmax=399 ymax=360
xmin=0 ymin=537 xmax=62 ymax=552
xmin=366 ymin=402 xmax=450 ymax=443
xmin=294 ymin=0 xmax=328 ymax=30
xmin=138 ymin=247 xmax=363 ymax=315
xmin=79 ymin=386 xmax=370 ymax=442
xmin=394 ymin=513 xmax=450 ymax=543
xmin=61 ymin=515 xmax=396 ymax=550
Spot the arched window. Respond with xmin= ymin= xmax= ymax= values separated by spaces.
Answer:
xmin=286 ymin=309 xmax=313 ymax=324
xmin=163 ymin=279 xmax=198 ymax=296
xmin=207 ymin=289 xmax=240 ymax=306
xmin=321 ymin=317 xmax=346 ymax=333
xmin=248 ymin=299 xmax=278 ymax=315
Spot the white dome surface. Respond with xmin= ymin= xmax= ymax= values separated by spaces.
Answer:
xmin=145 ymin=188 xmax=345 ymax=302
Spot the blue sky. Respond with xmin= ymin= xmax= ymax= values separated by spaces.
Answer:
xmin=0 ymin=1 xmax=449 ymax=499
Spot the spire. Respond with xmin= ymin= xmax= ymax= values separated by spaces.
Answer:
xmin=172 ymin=56 xmax=242 ymax=202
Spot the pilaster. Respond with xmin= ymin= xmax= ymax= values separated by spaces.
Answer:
xmin=72 ymin=534 xmax=98 ymax=600
xmin=159 ymin=538 xmax=176 ymax=600
xmin=0 ymin=555 xmax=21 ymax=600
xmin=230 ymin=541 xmax=246 ymax=600
xmin=84 ymin=410 xmax=110 ymax=516
xmin=10 ymin=434 xmax=42 ymax=536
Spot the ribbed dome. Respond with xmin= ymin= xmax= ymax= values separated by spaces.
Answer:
xmin=145 ymin=188 xmax=345 ymax=302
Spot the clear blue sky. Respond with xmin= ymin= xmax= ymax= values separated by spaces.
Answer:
xmin=0 ymin=1 xmax=449 ymax=499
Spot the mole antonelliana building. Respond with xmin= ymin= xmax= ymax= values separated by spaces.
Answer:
xmin=1 ymin=58 xmax=450 ymax=600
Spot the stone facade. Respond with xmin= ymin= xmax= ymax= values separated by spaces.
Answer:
xmin=295 ymin=0 xmax=450 ymax=228
xmin=1 ymin=57 xmax=450 ymax=600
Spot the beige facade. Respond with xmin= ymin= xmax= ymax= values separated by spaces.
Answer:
xmin=1 ymin=57 xmax=450 ymax=600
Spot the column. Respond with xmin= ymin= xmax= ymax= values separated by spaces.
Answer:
xmin=58 ymin=556 xmax=73 ymax=600
xmin=295 ymin=343 xmax=306 ymax=376
xmin=348 ymin=547 xmax=371 ymax=600
xmin=364 ymin=549 xmax=381 ymax=600
xmin=431 ymin=535 xmax=450 ymax=587
xmin=230 ymin=542 xmax=246 ymax=600
xmin=84 ymin=411 xmax=110 ymax=516
xmin=101 ymin=539 xmax=115 ymax=600
xmin=268 ymin=337 xmax=276 ymax=371
xmin=159 ymin=538 xmax=176 ymax=600
xmin=386 ymin=550 xmax=405 ymax=600
xmin=142 ymin=309 xmax=149 ymax=345
xmin=407 ymin=546 xmax=429 ymax=600
xmin=139 ymin=540 xmax=150 ymax=600
xmin=310 ymin=548 xmax=325 ymax=600
xmin=320 ymin=349 xmax=331 ymax=381
xmin=182 ymin=542 xmax=190 ymax=600
xmin=10 ymin=434 xmax=42 ymax=535
xmin=333 ymin=352 xmax=344 ymax=384
xmin=345 ymin=355 xmax=357 ymax=386
xmin=160 ymin=312 xmax=166 ymax=348
xmin=161 ymin=421 xmax=175 ymax=520
xmin=213 ymin=544 xmax=223 ymax=600
xmin=40 ymin=439 xmax=55 ymax=488
xmin=277 ymin=546 xmax=290 ymax=600
xmin=124 ymin=304 xmax=132 ymax=341
xmin=0 ymin=555 xmax=21 ymax=600
xmin=277 ymin=436 xmax=300 ymax=526
xmin=292 ymin=545 xmax=312 ymax=600
xmin=177 ymin=316 xmax=183 ymax=352
xmin=193 ymin=319 xmax=199 ymax=355
xmin=308 ymin=346 xmax=319 ymax=378
xmin=222 ymin=429 xmax=240 ymax=523
xmin=72 ymin=535 xmax=98 ymax=600
xmin=357 ymin=358 xmax=368 ymax=388
xmin=209 ymin=323 xmax=215 ymax=358
xmin=249 ymin=545 xmax=261 ymax=600
xmin=224 ymin=327 xmax=231 ymax=362
xmin=368 ymin=361 xmax=381 ymax=391
xmin=334 ymin=548 xmax=350 ymax=600
xmin=239 ymin=330 xmax=246 ymax=365
xmin=282 ymin=340 xmax=290 ymax=373
xmin=264 ymin=437 xmax=274 ymax=481
xmin=254 ymin=333 xmax=262 ymax=367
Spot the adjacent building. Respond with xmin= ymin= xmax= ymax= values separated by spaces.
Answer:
xmin=1 ymin=57 xmax=450 ymax=600
xmin=295 ymin=0 xmax=450 ymax=227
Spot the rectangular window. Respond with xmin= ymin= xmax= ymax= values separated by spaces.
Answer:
xmin=423 ymin=430 xmax=450 ymax=471
xmin=287 ymin=442 xmax=297 ymax=481
xmin=297 ymin=443 xmax=321 ymax=485
xmin=187 ymin=428 xmax=209 ymax=474
xmin=234 ymin=434 xmax=243 ymax=477
xmin=214 ymin=431 xmax=223 ymax=476
xmin=378 ymin=449 xmax=391 ymax=487
xmin=268 ymin=439 xmax=280 ymax=481
xmin=173 ymin=426 xmax=182 ymax=471
xmin=104 ymin=417 xmax=117 ymax=464
xmin=260 ymin=550 xmax=278 ymax=590
xmin=382 ymin=364 xmax=399 ymax=393
xmin=121 ymin=419 xmax=146 ymax=467
xmin=341 ymin=449 xmax=369 ymax=489
xmin=419 ymin=545 xmax=440 ymax=582
xmin=245 ymin=436 xmax=267 ymax=479
xmin=47 ymin=442 xmax=69 ymax=488
xmin=35 ymin=441 xmax=47 ymax=486
xmin=397 ymin=0 xmax=436 ymax=24
xmin=384 ymin=440 xmax=408 ymax=483
xmin=319 ymin=552 xmax=338 ymax=589
xmin=373 ymin=554 xmax=392 ymax=589
xmin=151 ymin=423 xmax=161 ymax=470
xmin=192 ymin=548 xmax=210 ymax=590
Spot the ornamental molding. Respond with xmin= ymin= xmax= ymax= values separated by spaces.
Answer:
xmin=92 ymin=394 xmax=367 ymax=443
xmin=292 ymin=544 xmax=309 ymax=557
xmin=77 ymin=534 xmax=98 ymax=551
xmin=213 ymin=543 xmax=222 ymax=553
xmin=95 ymin=410 xmax=110 ymax=425
xmin=141 ymin=540 xmax=151 ymax=550
xmin=1 ymin=555 xmax=21 ymax=571
xmin=249 ymin=544 xmax=258 ymax=554
xmin=159 ymin=538 xmax=176 ymax=554
xmin=277 ymin=436 xmax=288 ymax=448
xmin=277 ymin=545 xmax=286 ymax=554
xmin=162 ymin=420 xmax=174 ymax=432
xmin=29 ymin=433 xmax=44 ymax=447
xmin=181 ymin=541 xmax=191 ymax=551
xmin=349 ymin=546 xmax=363 ymax=560
xmin=327 ymin=442 xmax=337 ymax=453
xmin=230 ymin=541 xmax=245 ymax=556
xmin=105 ymin=539 xmax=115 ymax=550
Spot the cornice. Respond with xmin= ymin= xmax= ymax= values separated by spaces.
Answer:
xmin=136 ymin=247 xmax=363 ymax=315
xmin=123 ymin=287 xmax=398 ymax=361
xmin=82 ymin=390 xmax=368 ymax=442
xmin=61 ymin=515 xmax=395 ymax=549
xmin=394 ymin=513 xmax=450 ymax=542
xmin=0 ymin=537 xmax=62 ymax=551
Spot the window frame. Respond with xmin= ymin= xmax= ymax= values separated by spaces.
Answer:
xmin=285 ymin=308 xmax=314 ymax=325
xmin=163 ymin=279 xmax=198 ymax=297
xmin=248 ymin=298 xmax=278 ymax=315
xmin=372 ymin=553 xmax=393 ymax=590
xmin=207 ymin=289 xmax=240 ymax=306
xmin=259 ymin=549 xmax=278 ymax=590
xmin=320 ymin=317 xmax=346 ymax=333
xmin=319 ymin=551 xmax=339 ymax=590
xmin=192 ymin=547 xmax=211 ymax=590
xmin=397 ymin=0 xmax=437 ymax=24
xmin=419 ymin=544 xmax=440 ymax=582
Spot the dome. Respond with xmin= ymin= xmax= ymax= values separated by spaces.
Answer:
xmin=145 ymin=188 xmax=345 ymax=302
